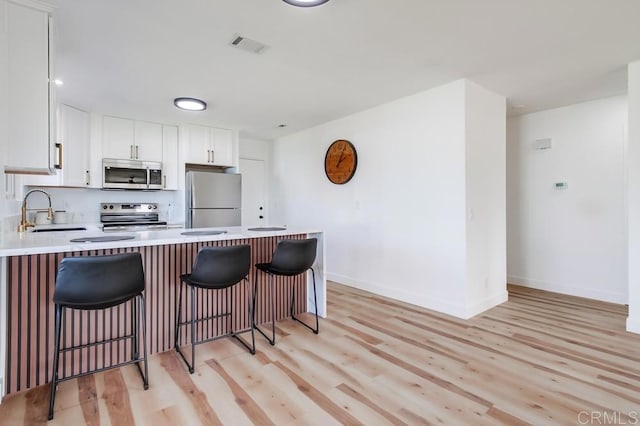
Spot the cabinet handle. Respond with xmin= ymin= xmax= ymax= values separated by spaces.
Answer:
xmin=207 ymin=150 xmax=211 ymax=163
xmin=55 ymin=143 xmax=62 ymax=169
xmin=86 ymin=170 xmax=90 ymax=186
xmin=211 ymin=150 xmax=215 ymax=164
xmin=163 ymin=175 xmax=166 ymax=189
xmin=130 ymin=145 xmax=134 ymax=159
xmin=135 ymin=145 xmax=139 ymax=159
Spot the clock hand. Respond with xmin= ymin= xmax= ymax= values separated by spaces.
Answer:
xmin=335 ymin=145 xmax=346 ymax=167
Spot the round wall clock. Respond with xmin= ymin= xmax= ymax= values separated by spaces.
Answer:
xmin=324 ymin=139 xmax=357 ymax=185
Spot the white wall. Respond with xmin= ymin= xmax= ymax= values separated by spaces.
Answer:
xmin=465 ymin=81 xmax=507 ymax=311
xmin=628 ymin=61 xmax=640 ymax=332
xmin=240 ymin=137 xmax=270 ymax=161
xmin=270 ymin=79 xmax=506 ymax=318
xmin=507 ymin=96 xmax=628 ymax=304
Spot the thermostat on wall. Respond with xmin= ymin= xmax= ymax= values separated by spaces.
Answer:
xmin=554 ymin=182 xmax=568 ymax=190
xmin=534 ymin=138 xmax=552 ymax=150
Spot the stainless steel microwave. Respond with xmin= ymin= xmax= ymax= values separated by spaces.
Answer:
xmin=102 ymin=158 xmax=163 ymax=190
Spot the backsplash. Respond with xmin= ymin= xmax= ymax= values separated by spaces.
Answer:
xmin=23 ymin=187 xmax=185 ymax=225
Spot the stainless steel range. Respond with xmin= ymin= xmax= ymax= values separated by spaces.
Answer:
xmin=100 ymin=203 xmax=168 ymax=232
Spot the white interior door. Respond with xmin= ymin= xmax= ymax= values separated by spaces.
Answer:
xmin=240 ymin=158 xmax=267 ymax=226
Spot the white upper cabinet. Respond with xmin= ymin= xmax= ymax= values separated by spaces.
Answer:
xmin=184 ymin=124 xmax=234 ymax=167
xmin=183 ymin=124 xmax=210 ymax=165
xmin=102 ymin=116 xmax=134 ymax=159
xmin=25 ymin=104 xmax=93 ymax=187
xmin=103 ymin=116 xmax=163 ymax=162
xmin=210 ymin=127 xmax=234 ymax=167
xmin=161 ymin=125 xmax=178 ymax=190
xmin=134 ymin=120 xmax=163 ymax=162
xmin=3 ymin=0 xmax=56 ymax=174
xmin=58 ymin=104 xmax=90 ymax=187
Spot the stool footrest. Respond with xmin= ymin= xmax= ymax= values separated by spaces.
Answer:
xmin=177 ymin=311 xmax=231 ymax=328
xmin=59 ymin=333 xmax=135 ymax=353
xmin=55 ymin=357 xmax=146 ymax=384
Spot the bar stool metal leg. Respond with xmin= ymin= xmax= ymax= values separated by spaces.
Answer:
xmin=139 ymin=293 xmax=149 ymax=389
xmin=290 ymin=268 xmax=319 ymax=334
xmin=190 ymin=286 xmax=196 ymax=373
xmin=228 ymin=278 xmax=256 ymax=354
xmin=131 ymin=297 xmax=138 ymax=360
xmin=246 ymin=279 xmax=256 ymax=354
xmin=174 ymin=280 xmax=183 ymax=351
xmin=175 ymin=281 xmax=196 ymax=374
xmin=48 ymin=305 xmax=63 ymax=420
xmin=254 ymin=272 xmax=276 ymax=345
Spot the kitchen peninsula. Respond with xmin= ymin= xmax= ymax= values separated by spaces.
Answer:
xmin=0 ymin=226 xmax=325 ymax=397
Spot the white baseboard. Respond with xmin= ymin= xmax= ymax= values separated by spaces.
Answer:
xmin=327 ymin=272 xmax=507 ymax=320
xmin=507 ymin=275 xmax=627 ymax=304
xmin=627 ymin=316 xmax=640 ymax=334
xmin=466 ymin=291 xmax=509 ymax=318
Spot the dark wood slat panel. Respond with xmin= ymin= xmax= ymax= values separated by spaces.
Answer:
xmin=4 ymin=235 xmax=307 ymax=395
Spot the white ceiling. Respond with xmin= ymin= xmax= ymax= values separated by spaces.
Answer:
xmin=51 ymin=0 xmax=640 ymax=140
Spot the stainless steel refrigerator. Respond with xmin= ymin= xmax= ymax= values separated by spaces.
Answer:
xmin=186 ymin=171 xmax=241 ymax=228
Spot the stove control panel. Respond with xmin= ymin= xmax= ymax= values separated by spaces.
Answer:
xmin=101 ymin=203 xmax=159 ymax=213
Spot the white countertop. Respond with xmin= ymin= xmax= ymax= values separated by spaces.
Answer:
xmin=0 ymin=225 xmax=322 ymax=256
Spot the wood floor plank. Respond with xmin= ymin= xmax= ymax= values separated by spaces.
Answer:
xmin=5 ymin=281 xmax=640 ymax=425
xmin=335 ymin=383 xmax=407 ymax=426
xmin=157 ymin=351 xmax=222 ymax=426
xmin=272 ymin=360 xmax=364 ymax=425
xmin=77 ymin=374 xmax=100 ymax=426
xmin=205 ymin=358 xmax=274 ymax=425
xmin=23 ymin=383 xmax=49 ymax=425
xmin=102 ymin=369 xmax=135 ymax=426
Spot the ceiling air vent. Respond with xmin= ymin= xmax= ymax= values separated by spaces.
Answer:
xmin=230 ymin=35 xmax=268 ymax=54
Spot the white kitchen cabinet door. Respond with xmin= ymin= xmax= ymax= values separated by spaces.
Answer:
xmin=184 ymin=124 xmax=211 ymax=165
xmin=210 ymin=127 xmax=234 ymax=167
xmin=25 ymin=104 xmax=92 ymax=187
xmin=162 ymin=125 xmax=178 ymax=190
xmin=4 ymin=0 xmax=55 ymax=174
xmin=102 ymin=116 xmax=135 ymax=159
xmin=134 ymin=120 xmax=163 ymax=162
xmin=59 ymin=105 xmax=90 ymax=187
xmin=183 ymin=124 xmax=235 ymax=167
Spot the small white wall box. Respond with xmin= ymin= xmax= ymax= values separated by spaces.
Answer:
xmin=554 ymin=182 xmax=568 ymax=190
xmin=534 ymin=138 xmax=552 ymax=150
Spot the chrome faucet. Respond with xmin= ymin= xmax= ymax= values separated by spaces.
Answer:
xmin=17 ymin=189 xmax=53 ymax=232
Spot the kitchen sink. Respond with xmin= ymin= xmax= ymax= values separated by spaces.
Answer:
xmin=247 ymin=227 xmax=286 ymax=231
xmin=31 ymin=227 xmax=87 ymax=233
xmin=180 ymin=230 xmax=228 ymax=236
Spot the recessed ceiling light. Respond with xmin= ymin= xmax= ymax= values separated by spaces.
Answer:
xmin=53 ymin=79 xmax=63 ymax=86
xmin=174 ymin=97 xmax=207 ymax=111
xmin=282 ymin=0 xmax=330 ymax=7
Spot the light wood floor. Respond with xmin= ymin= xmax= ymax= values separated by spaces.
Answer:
xmin=1 ymin=282 xmax=640 ymax=425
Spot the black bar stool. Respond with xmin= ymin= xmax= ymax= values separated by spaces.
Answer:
xmin=253 ymin=238 xmax=318 ymax=345
xmin=48 ymin=252 xmax=149 ymax=420
xmin=175 ymin=244 xmax=255 ymax=374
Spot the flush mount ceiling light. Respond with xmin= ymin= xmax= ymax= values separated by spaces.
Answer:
xmin=282 ymin=0 xmax=330 ymax=7
xmin=174 ymin=97 xmax=207 ymax=111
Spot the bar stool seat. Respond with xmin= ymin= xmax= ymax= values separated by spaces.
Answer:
xmin=175 ymin=245 xmax=255 ymax=374
xmin=48 ymin=252 xmax=149 ymax=420
xmin=253 ymin=238 xmax=319 ymax=345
